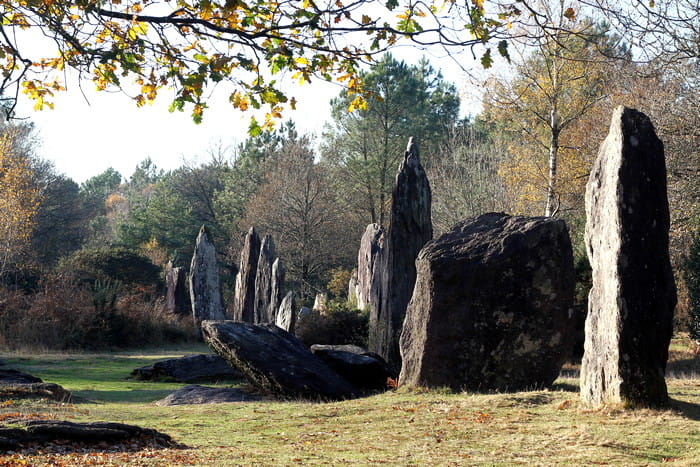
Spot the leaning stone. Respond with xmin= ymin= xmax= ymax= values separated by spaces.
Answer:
xmin=311 ymin=344 xmax=392 ymax=392
xmin=164 ymin=261 xmax=190 ymax=316
xmin=202 ymin=321 xmax=358 ymax=401
xmin=356 ymin=224 xmax=384 ymax=310
xmin=399 ymin=212 xmax=576 ymax=392
xmin=231 ymin=227 xmax=261 ymax=322
xmin=130 ymin=354 xmax=242 ymax=383
xmin=275 ymin=291 xmax=296 ymax=333
xmin=189 ymin=225 xmax=226 ymax=333
xmin=253 ymin=235 xmax=276 ymax=323
xmin=580 ymin=106 xmax=676 ymax=408
xmin=369 ymin=138 xmax=432 ymax=370
xmin=156 ymin=385 xmax=260 ymax=406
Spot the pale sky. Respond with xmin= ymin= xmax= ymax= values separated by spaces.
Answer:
xmin=13 ymin=47 xmax=483 ymax=184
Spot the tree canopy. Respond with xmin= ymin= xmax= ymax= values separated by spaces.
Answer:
xmin=0 ymin=0 xmax=526 ymax=128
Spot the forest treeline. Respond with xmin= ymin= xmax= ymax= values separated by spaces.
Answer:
xmin=1 ymin=15 xmax=699 ymax=349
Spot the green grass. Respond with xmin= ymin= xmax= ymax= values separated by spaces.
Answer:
xmin=1 ymin=341 xmax=700 ymax=465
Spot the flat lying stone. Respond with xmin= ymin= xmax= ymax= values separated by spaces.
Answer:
xmin=130 ymin=354 xmax=242 ymax=383
xmin=155 ymin=385 xmax=261 ymax=406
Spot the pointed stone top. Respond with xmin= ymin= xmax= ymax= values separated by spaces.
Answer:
xmin=197 ymin=225 xmax=212 ymax=242
xmin=405 ymin=137 xmax=420 ymax=167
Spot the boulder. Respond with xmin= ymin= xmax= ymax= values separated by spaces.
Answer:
xmin=356 ymin=224 xmax=384 ymax=310
xmin=155 ymin=385 xmax=260 ymax=406
xmin=0 ymin=369 xmax=43 ymax=385
xmin=399 ymin=212 xmax=576 ymax=392
xmin=310 ymin=344 xmax=392 ymax=392
xmin=275 ymin=291 xmax=296 ymax=333
xmin=580 ymin=106 xmax=676 ymax=408
xmin=201 ymin=321 xmax=358 ymax=401
xmin=189 ymin=225 xmax=226 ymax=332
xmin=130 ymin=354 xmax=242 ymax=383
xmin=369 ymin=138 xmax=432 ymax=370
xmin=253 ymin=235 xmax=276 ymax=323
xmin=231 ymin=227 xmax=261 ymax=322
xmin=164 ymin=261 xmax=190 ymax=315
xmin=0 ymin=421 xmax=176 ymax=451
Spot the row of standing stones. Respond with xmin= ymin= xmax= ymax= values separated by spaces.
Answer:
xmin=174 ymin=106 xmax=674 ymax=408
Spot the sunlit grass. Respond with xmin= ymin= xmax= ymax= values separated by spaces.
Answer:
xmin=2 ymin=341 xmax=699 ymax=465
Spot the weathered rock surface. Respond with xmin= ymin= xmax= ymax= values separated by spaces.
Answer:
xmin=0 ymin=420 xmax=176 ymax=451
xmin=275 ymin=291 xmax=296 ymax=333
xmin=269 ymin=258 xmax=285 ymax=322
xmin=356 ymin=224 xmax=384 ymax=310
xmin=231 ymin=227 xmax=261 ymax=322
xmin=189 ymin=225 xmax=226 ymax=332
xmin=253 ymin=235 xmax=276 ymax=323
xmin=580 ymin=106 xmax=676 ymax=408
xmin=155 ymin=385 xmax=260 ymax=406
xmin=130 ymin=354 xmax=242 ymax=383
xmin=164 ymin=261 xmax=190 ymax=315
xmin=0 ymin=370 xmax=71 ymax=401
xmin=0 ymin=369 xmax=42 ymax=385
xmin=202 ymin=321 xmax=358 ymax=400
xmin=399 ymin=212 xmax=576 ymax=392
xmin=369 ymin=138 xmax=432 ymax=370
xmin=310 ymin=344 xmax=392 ymax=392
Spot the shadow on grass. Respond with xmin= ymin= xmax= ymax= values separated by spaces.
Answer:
xmin=670 ymin=398 xmax=700 ymax=421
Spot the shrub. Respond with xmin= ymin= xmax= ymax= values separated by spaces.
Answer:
xmin=57 ymin=247 xmax=162 ymax=288
xmin=684 ymin=229 xmax=700 ymax=344
xmin=327 ymin=268 xmax=354 ymax=300
xmin=0 ymin=274 xmax=193 ymax=351
xmin=295 ymin=300 xmax=368 ymax=347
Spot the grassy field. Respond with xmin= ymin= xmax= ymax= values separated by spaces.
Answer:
xmin=1 ymin=339 xmax=699 ymax=466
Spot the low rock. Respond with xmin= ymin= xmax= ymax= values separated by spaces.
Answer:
xmin=130 ymin=354 xmax=242 ymax=383
xmin=275 ymin=291 xmax=296 ymax=333
xmin=0 ymin=369 xmax=43 ymax=385
xmin=155 ymin=384 xmax=261 ymax=406
xmin=202 ymin=321 xmax=358 ymax=401
xmin=310 ymin=344 xmax=392 ymax=392
xmin=0 ymin=421 xmax=176 ymax=452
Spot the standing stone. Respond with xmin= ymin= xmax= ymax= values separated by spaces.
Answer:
xmin=253 ymin=235 xmax=276 ymax=324
xmin=164 ymin=261 xmax=190 ymax=316
xmin=275 ymin=291 xmax=296 ymax=333
xmin=313 ymin=293 xmax=327 ymax=314
xmin=189 ymin=226 xmax=226 ymax=332
xmin=356 ymin=224 xmax=384 ymax=310
xmin=231 ymin=227 xmax=261 ymax=322
xmin=348 ymin=269 xmax=359 ymax=306
xmin=580 ymin=106 xmax=676 ymax=408
xmin=369 ymin=138 xmax=432 ymax=371
xmin=398 ymin=213 xmax=576 ymax=392
xmin=269 ymin=258 xmax=285 ymax=322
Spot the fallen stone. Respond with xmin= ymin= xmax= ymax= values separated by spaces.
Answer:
xmin=130 ymin=354 xmax=242 ymax=383
xmin=399 ymin=212 xmax=576 ymax=392
xmin=202 ymin=321 xmax=358 ymax=401
xmin=0 ymin=420 xmax=176 ymax=452
xmin=0 ymin=369 xmax=43 ymax=385
xmin=155 ymin=385 xmax=261 ymax=406
xmin=581 ymin=106 xmax=676 ymax=408
xmin=0 ymin=370 xmax=71 ymax=401
xmin=310 ymin=344 xmax=392 ymax=392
